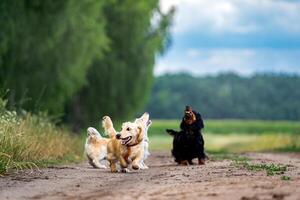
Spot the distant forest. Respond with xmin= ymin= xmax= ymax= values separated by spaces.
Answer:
xmin=146 ymin=73 xmax=300 ymax=120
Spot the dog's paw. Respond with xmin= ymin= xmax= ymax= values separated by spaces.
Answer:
xmin=179 ymin=160 xmax=189 ymax=166
xmin=140 ymin=165 xmax=149 ymax=170
xmin=121 ymin=168 xmax=130 ymax=173
xmin=132 ymin=164 xmax=140 ymax=170
xmin=99 ymin=165 xmax=107 ymax=169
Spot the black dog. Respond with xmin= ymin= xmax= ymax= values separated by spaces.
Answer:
xmin=166 ymin=106 xmax=206 ymax=165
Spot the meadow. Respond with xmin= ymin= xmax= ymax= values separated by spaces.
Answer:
xmin=148 ymin=120 xmax=300 ymax=153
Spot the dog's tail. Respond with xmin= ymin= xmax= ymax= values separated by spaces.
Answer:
xmin=166 ymin=129 xmax=177 ymax=136
xmin=102 ymin=116 xmax=117 ymax=138
xmin=87 ymin=127 xmax=103 ymax=138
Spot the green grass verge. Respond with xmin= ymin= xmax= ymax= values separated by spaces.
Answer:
xmin=0 ymin=101 xmax=83 ymax=175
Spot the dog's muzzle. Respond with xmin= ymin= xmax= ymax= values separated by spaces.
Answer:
xmin=120 ymin=136 xmax=132 ymax=145
xmin=116 ymin=133 xmax=121 ymax=139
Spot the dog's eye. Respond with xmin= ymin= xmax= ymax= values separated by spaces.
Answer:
xmin=126 ymin=127 xmax=131 ymax=131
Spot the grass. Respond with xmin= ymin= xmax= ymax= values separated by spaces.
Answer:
xmin=149 ymin=119 xmax=300 ymax=135
xmin=281 ymin=175 xmax=291 ymax=181
xmin=234 ymin=159 xmax=288 ymax=177
xmin=0 ymin=99 xmax=83 ymax=175
xmin=149 ymin=120 xmax=300 ymax=153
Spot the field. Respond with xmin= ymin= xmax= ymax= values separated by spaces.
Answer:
xmin=148 ymin=119 xmax=300 ymax=152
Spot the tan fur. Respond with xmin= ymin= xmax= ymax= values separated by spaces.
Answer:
xmin=184 ymin=112 xmax=196 ymax=125
xmin=103 ymin=117 xmax=145 ymax=173
xmin=102 ymin=116 xmax=117 ymax=138
xmin=85 ymin=127 xmax=109 ymax=169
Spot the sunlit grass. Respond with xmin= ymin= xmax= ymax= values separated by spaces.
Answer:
xmin=0 ymin=109 xmax=83 ymax=175
xmin=149 ymin=120 xmax=300 ymax=153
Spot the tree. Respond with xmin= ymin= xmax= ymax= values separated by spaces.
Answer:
xmin=0 ymin=0 xmax=108 ymax=114
xmin=66 ymin=0 xmax=174 ymax=128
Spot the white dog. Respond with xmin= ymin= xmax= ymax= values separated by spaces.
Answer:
xmin=134 ymin=112 xmax=152 ymax=169
xmin=85 ymin=127 xmax=109 ymax=169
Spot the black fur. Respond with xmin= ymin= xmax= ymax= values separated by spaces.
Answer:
xmin=166 ymin=111 xmax=206 ymax=164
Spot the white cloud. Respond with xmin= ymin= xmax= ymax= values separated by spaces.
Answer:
xmin=154 ymin=48 xmax=300 ymax=75
xmin=160 ymin=0 xmax=300 ymax=34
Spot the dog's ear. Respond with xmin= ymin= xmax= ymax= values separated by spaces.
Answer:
xmin=87 ymin=127 xmax=95 ymax=136
xmin=137 ymin=126 xmax=144 ymax=143
xmin=147 ymin=120 xmax=152 ymax=128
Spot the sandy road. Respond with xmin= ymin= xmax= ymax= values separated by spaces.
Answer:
xmin=0 ymin=152 xmax=300 ymax=200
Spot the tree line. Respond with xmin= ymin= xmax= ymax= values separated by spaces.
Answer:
xmin=146 ymin=73 xmax=300 ymax=120
xmin=0 ymin=0 xmax=173 ymax=130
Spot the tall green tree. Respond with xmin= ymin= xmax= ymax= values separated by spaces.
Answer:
xmin=67 ymin=0 xmax=173 ymax=128
xmin=0 ymin=0 xmax=108 ymax=114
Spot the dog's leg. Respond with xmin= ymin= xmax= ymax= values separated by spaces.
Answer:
xmin=188 ymin=160 xmax=194 ymax=165
xmin=109 ymin=160 xmax=118 ymax=173
xmin=119 ymin=157 xmax=129 ymax=173
xmin=180 ymin=160 xmax=189 ymax=165
xmin=92 ymin=158 xmax=107 ymax=169
xmin=139 ymin=161 xmax=149 ymax=170
xmin=98 ymin=151 xmax=107 ymax=169
xmin=132 ymin=152 xmax=143 ymax=170
xmin=198 ymin=158 xmax=205 ymax=165
xmin=88 ymin=157 xmax=97 ymax=168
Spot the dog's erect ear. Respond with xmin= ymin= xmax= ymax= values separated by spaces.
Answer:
xmin=147 ymin=120 xmax=152 ymax=128
xmin=185 ymin=105 xmax=192 ymax=111
xmin=137 ymin=126 xmax=144 ymax=143
xmin=87 ymin=127 xmax=96 ymax=136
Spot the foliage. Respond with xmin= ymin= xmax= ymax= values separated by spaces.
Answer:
xmin=147 ymin=73 xmax=300 ymax=120
xmin=0 ymin=1 xmax=173 ymax=129
xmin=0 ymin=0 xmax=108 ymax=114
xmin=66 ymin=0 xmax=174 ymax=128
xmin=0 ymin=99 xmax=82 ymax=175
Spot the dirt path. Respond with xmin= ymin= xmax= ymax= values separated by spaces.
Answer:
xmin=1 ymin=152 xmax=300 ymax=200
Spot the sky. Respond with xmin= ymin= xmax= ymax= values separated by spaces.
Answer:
xmin=154 ymin=0 xmax=300 ymax=76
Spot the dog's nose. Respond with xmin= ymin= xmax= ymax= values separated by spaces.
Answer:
xmin=116 ymin=133 xmax=121 ymax=139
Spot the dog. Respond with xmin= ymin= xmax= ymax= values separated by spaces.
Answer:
xmin=85 ymin=127 xmax=109 ymax=169
xmin=134 ymin=113 xmax=152 ymax=169
xmin=103 ymin=116 xmax=145 ymax=173
xmin=166 ymin=129 xmax=203 ymax=165
xmin=166 ymin=106 xmax=206 ymax=165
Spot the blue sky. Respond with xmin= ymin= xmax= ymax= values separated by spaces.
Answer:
xmin=155 ymin=0 xmax=300 ymax=75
